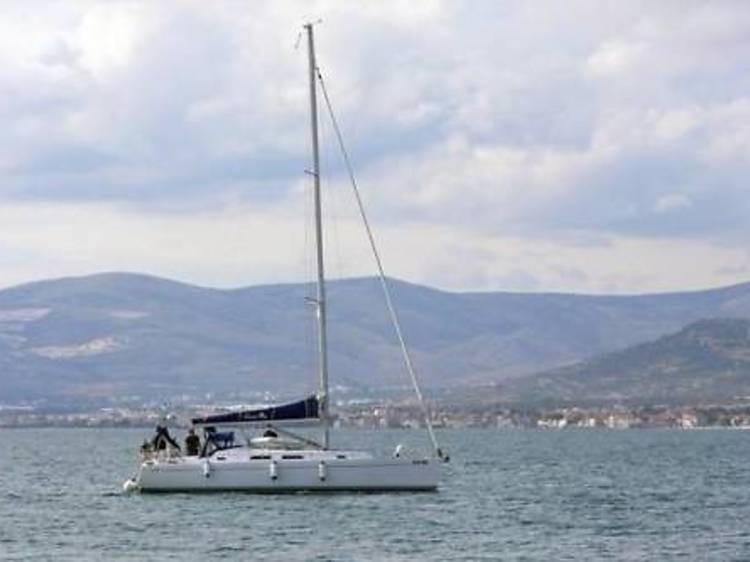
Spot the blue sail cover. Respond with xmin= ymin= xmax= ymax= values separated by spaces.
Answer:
xmin=192 ymin=395 xmax=320 ymax=426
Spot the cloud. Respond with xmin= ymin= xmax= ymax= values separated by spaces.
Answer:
xmin=0 ymin=1 xmax=748 ymax=294
xmin=653 ymin=194 xmax=691 ymax=214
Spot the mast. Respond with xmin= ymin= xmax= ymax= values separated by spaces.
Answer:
xmin=305 ymin=22 xmax=330 ymax=449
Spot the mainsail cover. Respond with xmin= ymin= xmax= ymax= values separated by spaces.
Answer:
xmin=192 ymin=395 xmax=320 ymax=426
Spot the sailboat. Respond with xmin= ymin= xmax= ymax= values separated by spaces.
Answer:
xmin=122 ymin=23 xmax=446 ymax=493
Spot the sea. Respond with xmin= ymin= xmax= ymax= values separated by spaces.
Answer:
xmin=1 ymin=427 xmax=749 ymax=561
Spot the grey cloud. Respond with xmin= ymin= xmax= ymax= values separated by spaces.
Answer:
xmin=0 ymin=0 xmax=748 ymax=246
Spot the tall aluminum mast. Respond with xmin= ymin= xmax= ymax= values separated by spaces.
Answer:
xmin=304 ymin=22 xmax=329 ymax=449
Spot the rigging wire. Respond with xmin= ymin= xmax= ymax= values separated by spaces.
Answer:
xmin=319 ymin=88 xmax=346 ymax=286
xmin=315 ymin=67 xmax=446 ymax=461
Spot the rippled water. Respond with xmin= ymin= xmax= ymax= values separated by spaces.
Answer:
xmin=2 ymin=428 xmax=750 ymax=560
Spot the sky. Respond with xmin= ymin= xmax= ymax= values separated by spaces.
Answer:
xmin=0 ymin=0 xmax=748 ymax=294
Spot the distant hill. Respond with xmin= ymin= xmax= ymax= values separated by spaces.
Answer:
xmin=490 ymin=318 xmax=750 ymax=407
xmin=3 ymin=272 xmax=750 ymax=404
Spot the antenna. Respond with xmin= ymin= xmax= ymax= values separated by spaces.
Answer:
xmin=296 ymin=19 xmax=322 ymax=50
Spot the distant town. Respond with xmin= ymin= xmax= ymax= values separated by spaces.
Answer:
xmin=4 ymin=399 xmax=750 ymax=430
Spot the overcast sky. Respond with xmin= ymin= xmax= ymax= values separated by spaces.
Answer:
xmin=0 ymin=0 xmax=748 ymax=294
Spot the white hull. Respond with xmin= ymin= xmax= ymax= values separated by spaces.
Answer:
xmin=127 ymin=447 xmax=440 ymax=493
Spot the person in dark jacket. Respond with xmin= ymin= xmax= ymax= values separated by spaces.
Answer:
xmin=152 ymin=424 xmax=180 ymax=451
xmin=185 ymin=428 xmax=201 ymax=456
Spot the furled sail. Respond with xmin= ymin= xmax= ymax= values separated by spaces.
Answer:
xmin=191 ymin=395 xmax=320 ymax=426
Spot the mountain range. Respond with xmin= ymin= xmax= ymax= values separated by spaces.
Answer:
xmin=472 ymin=318 xmax=750 ymax=407
xmin=3 ymin=272 xmax=750 ymax=405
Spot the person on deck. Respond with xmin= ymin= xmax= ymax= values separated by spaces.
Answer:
xmin=140 ymin=439 xmax=151 ymax=453
xmin=185 ymin=428 xmax=201 ymax=456
xmin=152 ymin=424 xmax=180 ymax=452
